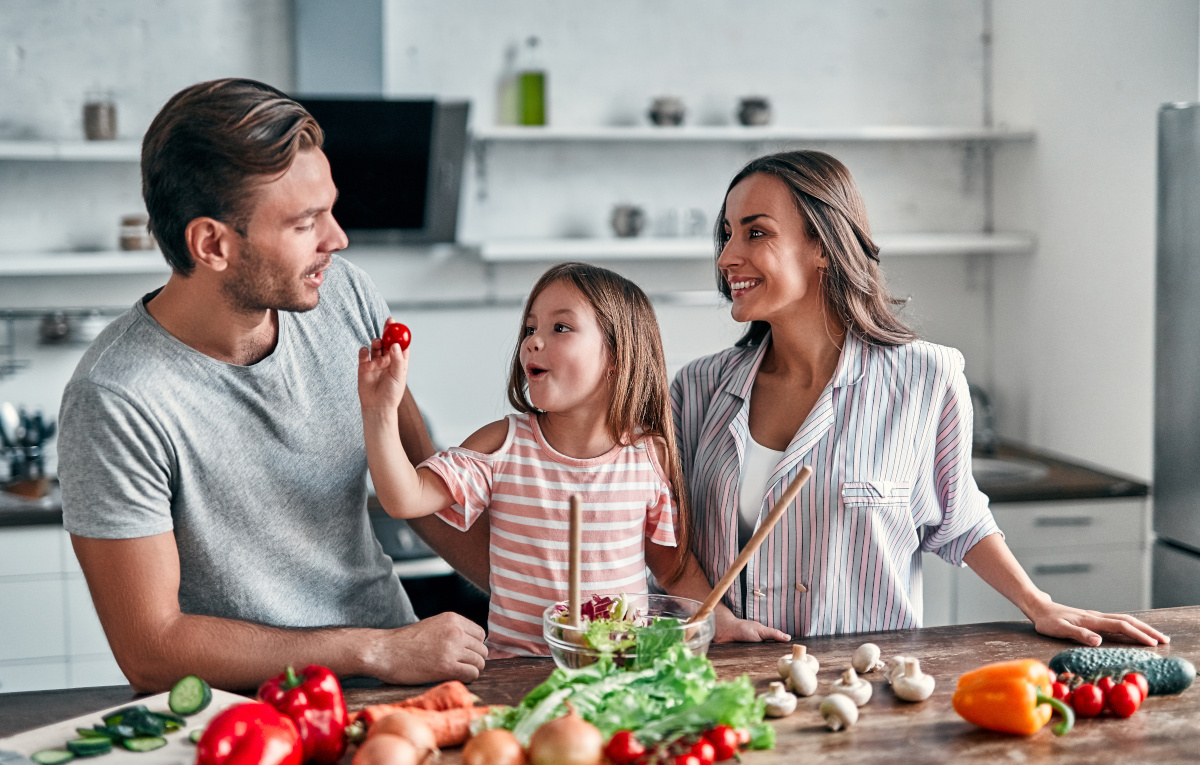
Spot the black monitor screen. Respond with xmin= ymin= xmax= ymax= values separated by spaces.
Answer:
xmin=297 ymin=98 xmax=434 ymax=230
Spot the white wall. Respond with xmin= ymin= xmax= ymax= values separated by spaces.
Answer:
xmin=992 ymin=0 xmax=1198 ymax=480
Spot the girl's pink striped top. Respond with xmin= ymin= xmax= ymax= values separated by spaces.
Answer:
xmin=419 ymin=412 xmax=678 ymax=658
xmin=672 ymin=330 xmax=1001 ymax=637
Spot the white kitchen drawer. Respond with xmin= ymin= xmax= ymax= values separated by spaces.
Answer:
xmin=0 ymin=526 xmax=64 ymax=577
xmin=991 ymin=498 xmax=1147 ymax=551
xmin=0 ymin=660 xmax=69 ymax=693
xmin=65 ymin=574 xmax=112 ymax=656
xmin=956 ymin=546 xmax=1147 ymax=625
xmin=0 ymin=579 xmax=66 ymax=661
xmin=69 ymin=654 xmax=127 ymax=689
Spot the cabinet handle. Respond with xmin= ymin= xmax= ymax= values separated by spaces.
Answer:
xmin=1033 ymin=563 xmax=1093 ymax=576
xmin=1034 ymin=517 xmax=1093 ymax=527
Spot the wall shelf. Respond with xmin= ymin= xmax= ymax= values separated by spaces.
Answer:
xmin=0 ymin=141 xmax=141 ymax=162
xmin=0 ymin=252 xmax=167 ymax=276
xmin=477 ymin=232 xmax=1036 ymax=262
xmin=472 ymin=125 xmax=1036 ymax=144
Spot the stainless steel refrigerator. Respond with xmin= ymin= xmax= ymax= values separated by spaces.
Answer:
xmin=1154 ymin=102 xmax=1200 ymax=606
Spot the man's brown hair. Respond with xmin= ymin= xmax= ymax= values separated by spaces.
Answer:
xmin=141 ymin=78 xmax=323 ymax=275
xmin=507 ymin=262 xmax=691 ymax=583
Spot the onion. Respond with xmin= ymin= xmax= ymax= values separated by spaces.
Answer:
xmin=352 ymin=734 xmax=421 ymax=765
xmin=462 ymin=728 xmax=526 ymax=765
xmin=527 ymin=704 xmax=602 ymax=765
xmin=367 ymin=711 xmax=439 ymax=762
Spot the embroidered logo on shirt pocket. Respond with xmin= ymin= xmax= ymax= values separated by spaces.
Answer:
xmin=841 ymin=480 xmax=912 ymax=507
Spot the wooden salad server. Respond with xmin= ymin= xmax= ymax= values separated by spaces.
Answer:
xmin=687 ymin=465 xmax=814 ymax=626
xmin=569 ymin=493 xmax=582 ymax=628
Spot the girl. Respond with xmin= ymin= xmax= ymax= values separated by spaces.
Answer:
xmin=358 ymin=262 xmax=780 ymax=658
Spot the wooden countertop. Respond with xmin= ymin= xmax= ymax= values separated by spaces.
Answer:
xmin=3 ymin=607 xmax=1197 ymax=762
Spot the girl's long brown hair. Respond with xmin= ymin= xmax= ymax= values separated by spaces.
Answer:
xmin=716 ymin=150 xmax=917 ymax=347
xmin=507 ymin=263 xmax=691 ymax=584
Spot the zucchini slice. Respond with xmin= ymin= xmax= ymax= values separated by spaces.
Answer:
xmin=168 ymin=675 xmax=212 ymax=716
xmin=121 ymin=738 xmax=167 ymax=753
xmin=30 ymin=751 xmax=75 ymax=765
xmin=65 ymin=738 xmax=113 ymax=758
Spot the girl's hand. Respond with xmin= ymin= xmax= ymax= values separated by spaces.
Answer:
xmin=713 ymin=605 xmax=791 ymax=643
xmin=1025 ymin=598 xmax=1170 ymax=647
xmin=358 ymin=333 xmax=410 ymax=412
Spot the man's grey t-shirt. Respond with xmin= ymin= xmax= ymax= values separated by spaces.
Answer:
xmin=58 ymin=256 xmax=415 ymax=629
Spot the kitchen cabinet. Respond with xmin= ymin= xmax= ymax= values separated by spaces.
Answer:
xmin=0 ymin=526 xmax=124 ymax=694
xmin=922 ymin=497 xmax=1151 ymax=627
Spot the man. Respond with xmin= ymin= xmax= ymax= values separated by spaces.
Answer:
xmin=57 ymin=78 xmax=490 ymax=692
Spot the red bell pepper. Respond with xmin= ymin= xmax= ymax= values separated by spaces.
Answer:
xmin=257 ymin=665 xmax=348 ymax=764
xmin=196 ymin=702 xmax=302 ymax=765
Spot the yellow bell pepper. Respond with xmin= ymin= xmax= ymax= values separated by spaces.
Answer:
xmin=952 ymin=659 xmax=1074 ymax=736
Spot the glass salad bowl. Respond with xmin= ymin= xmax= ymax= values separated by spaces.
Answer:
xmin=543 ymin=593 xmax=716 ymax=670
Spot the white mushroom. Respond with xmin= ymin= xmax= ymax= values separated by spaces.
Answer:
xmin=762 ymin=681 xmax=797 ymax=718
xmin=777 ymin=644 xmax=820 ymax=679
xmin=820 ymin=694 xmax=859 ymax=731
xmin=830 ymin=667 xmax=873 ymax=707
xmin=891 ymin=658 xmax=935 ymax=702
xmin=851 ymin=643 xmax=886 ymax=674
xmin=787 ymin=658 xmax=819 ymax=697
xmin=885 ymin=655 xmax=914 ymax=685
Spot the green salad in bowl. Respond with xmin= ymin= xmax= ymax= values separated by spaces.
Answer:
xmin=543 ymin=593 xmax=715 ymax=670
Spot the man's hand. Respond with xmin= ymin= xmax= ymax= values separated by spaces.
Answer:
xmin=713 ymin=605 xmax=791 ymax=643
xmin=362 ymin=612 xmax=488 ymax=685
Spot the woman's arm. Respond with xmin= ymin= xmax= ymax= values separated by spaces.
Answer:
xmin=646 ymin=543 xmax=790 ymax=643
xmin=963 ymin=533 xmax=1169 ymax=646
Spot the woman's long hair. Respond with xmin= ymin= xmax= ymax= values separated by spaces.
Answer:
xmin=507 ymin=262 xmax=690 ymax=583
xmin=715 ymin=150 xmax=917 ymax=347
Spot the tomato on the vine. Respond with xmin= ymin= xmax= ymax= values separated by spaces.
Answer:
xmin=1107 ymin=682 xmax=1142 ymax=718
xmin=603 ymin=730 xmax=645 ymax=765
xmin=703 ymin=727 xmax=740 ymax=761
xmin=1071 ymin=683 xmax=1105 ymax=717
xmin=1057 ymin=671 xmax=1076 ymax=685
xmin=673 ymin=755 xmax=702 ymax=765
xmin=1096 ymin=676 xmax=1117 ymax=695
xmin=1123 ymin=672 xmax=1150 ymax=702
xmin=381 ymin=321 xmax=411 ymax=352
xmin=1051 ymin=681 xmax=1071 ymax=702
xmin=690 ymin=738 xmax=716 ymax=765
xmin=734 ymin=728 xmax=751 ymax=747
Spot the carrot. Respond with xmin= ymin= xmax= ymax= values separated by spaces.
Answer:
xmin=354 ymin=681 xmax=479 ymax=726
xmin=367 ymin=705 xmax=491 ymax=748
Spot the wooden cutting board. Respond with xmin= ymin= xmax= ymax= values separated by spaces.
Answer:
xmin=0 ymin=688 xmax=253 ymax=765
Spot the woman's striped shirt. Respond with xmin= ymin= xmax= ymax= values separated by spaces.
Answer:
xmin=420 ymin=413 xmax=677 ymax=658
xmin=671 ymin=331 xmax=1001 ymax=636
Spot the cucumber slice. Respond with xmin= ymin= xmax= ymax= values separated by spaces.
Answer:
xmin=92 ymin=724 xmax=135 ymax=741
xmin=66 ymin=738 xmax=113 ymax=757
xmin=168 ymin=676 xmax=212 ymax=716
xmin=151 ymin=711 xmax=188 ymax=727
xmin=120 ymin=711 xmax=165 ymax=737
xmin=74 ymin=730 xmax=108 ymax=739
xmin=189 ymin=730 xmax=204 ymax=745
xmin=121 ymin=738 xmax=167 ymax=753
xmin=101 ymin=706 xmax=146 ymax=727
xmin=31 ymin=750 xmax=75 ymax=765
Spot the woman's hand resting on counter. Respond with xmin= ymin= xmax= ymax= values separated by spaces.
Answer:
xmin=713 ymin=605 xmax=792 ymax=643
xmin=1024 ymin=596 xmax=1170 ymax=647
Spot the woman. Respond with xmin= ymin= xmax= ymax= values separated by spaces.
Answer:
xmin=672 ymin=150 xmax=1167 ymax=646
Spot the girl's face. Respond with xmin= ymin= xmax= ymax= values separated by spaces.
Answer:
xmin=717 ymin=172 xmax=827 ymax=325
xmin=520 ymin=280 xmax=613 ymax=413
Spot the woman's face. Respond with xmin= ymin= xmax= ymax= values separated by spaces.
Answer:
xmin=520 ymin=279 xmax=613 ymax=413
xmin=717 ymin=172 xmax=827 ymax=326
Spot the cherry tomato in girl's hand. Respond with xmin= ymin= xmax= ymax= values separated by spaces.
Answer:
xmin=381 ymin=322 xmax=411 ymax=352
xmin=603 ymin=730 xmax=645 ymax=765
xmin=703 ymin=727 xmax=739 ymax=761
xmin=690 ymin=739 xmax=716 ymax=765
xmin=1071 ymin=684 xmax=1105 ymax=717
xmin=1123 ymin=672 xmax=1150 ymax=702
xmin=1051 ymin=681 xmax=1071 ymax=702
xmin=1107 ymin=682 xmax=1142 ymax=718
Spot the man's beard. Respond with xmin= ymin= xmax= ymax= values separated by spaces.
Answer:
xmin=222 ymin=240 xmax=322 ymax=314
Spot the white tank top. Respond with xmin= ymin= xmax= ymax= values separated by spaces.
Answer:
xmin=738 ymin=437 xmax=785 ymax=549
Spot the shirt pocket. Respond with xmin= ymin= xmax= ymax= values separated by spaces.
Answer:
xmin=841 ymin=480 xmax=913 ymax=507
xmin=842 ymin=479 xmax=919 ymax=558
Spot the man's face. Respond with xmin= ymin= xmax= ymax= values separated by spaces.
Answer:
xmin=222 ymin=148 xmax=348 ymax=313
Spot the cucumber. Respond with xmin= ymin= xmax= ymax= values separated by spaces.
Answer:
xmin=65 ymin=739 xmax=112 ymax=758
xmin=168 ymin=675 xmax=212 ymax=716
xmin=1048 ymin=647 xmax=1196 ymax=695
xmin=189 ymin=730 xmax=204 ymax=745
xmin=121 ymin=738 xmax=167 ymax=753
xmin=30 ymin=751 xmax=75 ymax=765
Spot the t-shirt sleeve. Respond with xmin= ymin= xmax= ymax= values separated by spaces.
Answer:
xmin=921 ymin=352 xmax=1003 ymax=566
xmin=419 ymin=449 xmax=495 ymax=531
xmin=57 ymin=380 xmax=175 ymax=540
xmin=644 ymin=442 xmax=679 ymax=548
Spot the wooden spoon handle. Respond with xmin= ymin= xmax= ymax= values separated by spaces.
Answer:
xmin=569 ymin=493 xmax=582 ymax=628
xmin=687 ymin=466 xmax=813 ymax=625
